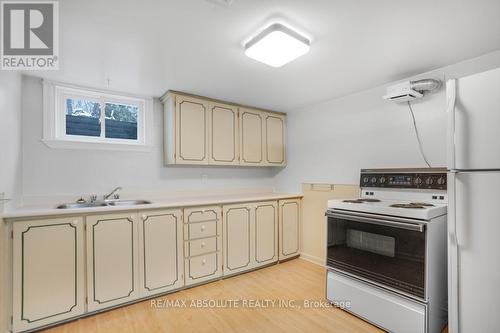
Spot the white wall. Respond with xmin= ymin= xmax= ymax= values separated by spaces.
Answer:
xmin=275 ymin=50 xmax=500 ymax=192
xmin=0 ymin=71 xmax=22 ymax=333
xmin=0 ymin=72 xmax=22 ymax=206
xmin=21 ymin=76 xmax=279 ymax=199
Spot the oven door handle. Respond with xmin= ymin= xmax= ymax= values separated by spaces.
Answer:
xmin=326 ymin=211 xmax=425 ymax=232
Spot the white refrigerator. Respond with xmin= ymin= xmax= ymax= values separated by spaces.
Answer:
xmin=446 ymin=67 xmax=500 ymax=332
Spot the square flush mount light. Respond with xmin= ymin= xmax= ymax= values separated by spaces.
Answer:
xmin=244 ymin=23 xmax=310 ymax=68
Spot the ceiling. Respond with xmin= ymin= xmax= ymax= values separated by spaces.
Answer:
xmin=32 ymin=0 xmax=500 ymax=111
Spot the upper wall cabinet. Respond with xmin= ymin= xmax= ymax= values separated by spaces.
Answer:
xmin=209 ymin=102 xmax=239 ymax=165
xmin=161 ymin=91 xmax=286 ymax=167
xmin=239 ymin=108 xmax=264 ymax=165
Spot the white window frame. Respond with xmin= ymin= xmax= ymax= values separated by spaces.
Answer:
xmin=43 ymin=80 xmax=153 ymax=151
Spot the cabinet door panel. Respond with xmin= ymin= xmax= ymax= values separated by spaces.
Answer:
xmin=255 ymin=202 xmax=278 ymax=266
xmin=140 ymin=210 xmax=183 ymax=297
xmin=176 ymin=95 xmax=208 ymax=164
xmin=240 ymin=108 xmax=264 ymax=165
xmin=279 ymin=199 xmax=301 ymax=260
xmin=12 ymin=218 xmax=85 ymax=333
xmin=265 ymin=114 xmax=286 ymax=165
xmin=209 ymin=103 xmax=239 ymax=165
xmin=223 ymin=205 xmax=253 ymax=275
xmin=87 ymin=213 xmax=139 ymax=311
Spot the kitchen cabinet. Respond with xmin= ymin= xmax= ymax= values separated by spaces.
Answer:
xmin=139 ymin=209 xmax=184 ymax=297
xmin=223 ymin=201 xmax=278 ymax=276
xmin=279 ymin=199 xmax=301 ymax=260
xmin=86 ymin=213 xmax=140 ymax=312
xmin=7 ymin=195 xmax=300 ymax=332
xmin=183 ymin=206 xmax=222 ymax=285
xmin=264 ymin=113 xmax=286 ymax=166
xmin=254 ymin=202 xmax=279 ymax=265
xmin=162 ymin=91 xmax=287 ymax=167
xmin=239 ymin=108 xmax=264 ymax=165
xmin=12 ymin=217 xmax=85 ymax=333
xmin=174 ymin=94 xmax=209 ymax=164
xmin=209 ymin=102 xmax=239 ymax=165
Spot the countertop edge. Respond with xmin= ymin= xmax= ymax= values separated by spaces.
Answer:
xmin=1 ymin=193 xmax=303 ymax=220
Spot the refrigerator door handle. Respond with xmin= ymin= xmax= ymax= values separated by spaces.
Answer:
xmin=446 ymin=79 xmax=457 ymax=170
xmin=448 ymin=171 xmax=459 ymax=246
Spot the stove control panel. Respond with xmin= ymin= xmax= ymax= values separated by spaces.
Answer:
xmin=360 ymin=169 xmax=447 ymax=190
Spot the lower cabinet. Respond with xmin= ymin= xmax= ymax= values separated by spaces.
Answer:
xmin=12 ymin=217 xmax=85 ymax=333
xmin=279 ymin=199 xmax=301 ymax=260
xmin=139 ymin=209 xmax=184 ymax=297
xmin=9 ymin=197 xmax=300 ymax=332
xmin=183 ymin=206 xmax=222 ymax=286
xmin=86 ymin=213 xmax=140 ymax=312
xmin=222 ymin=201 xmax=278 ymax=276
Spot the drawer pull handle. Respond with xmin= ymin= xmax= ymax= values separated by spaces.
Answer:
xmin=201 ymin=242 xmax=206 ymax=248
xmin=202 ymin=259 xmax=206 ymax=265
xmin=201 ymin=225 xmax=205 ymax=231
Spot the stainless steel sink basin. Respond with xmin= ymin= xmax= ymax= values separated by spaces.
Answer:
xmin=106 ymin=200 xmax=152 ymax=206
xmin=56 ymin=202 xmax=109 ymax=209
xmin=56 ymin=200 xmax=152 ymax=209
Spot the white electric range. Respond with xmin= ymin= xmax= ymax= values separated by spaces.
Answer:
xmin=325 ymin=168 xmax=448 ymax=333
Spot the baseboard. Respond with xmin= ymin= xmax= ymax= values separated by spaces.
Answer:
xmin=299 ymin=253 xmax=325 ymax=267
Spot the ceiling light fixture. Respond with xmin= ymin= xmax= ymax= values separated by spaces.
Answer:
xmin=244 ymin=23 xmax=310 ymax=68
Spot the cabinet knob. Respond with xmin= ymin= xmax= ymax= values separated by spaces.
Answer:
xmin=201 ymin=242 xmax=206 ymax=248
xmin=71 ymin=220 xmax=78 ymax=227
xmin=141 ymin=214 xmax=147 ymax=221
xmin=129 ymin=216 xmax=134 ymax=221
xmin=202 ymin=259 xmax=206 ymax=265
xmin=201 ymin=225 xmax=205 ymax=231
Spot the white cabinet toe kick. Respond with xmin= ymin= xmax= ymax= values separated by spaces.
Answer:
xmin=5 ymin=197 xmax=301 ymax=333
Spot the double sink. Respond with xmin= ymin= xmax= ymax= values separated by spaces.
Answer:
xmin=57 ymin=199 xmax=152 ymax=209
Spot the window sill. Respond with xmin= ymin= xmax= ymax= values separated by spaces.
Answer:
xmin=42 ymin=139 xmax=153 ymax=152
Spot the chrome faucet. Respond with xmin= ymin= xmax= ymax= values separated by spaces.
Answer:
xmin=103 ymin=187 xmax=122 ymax=201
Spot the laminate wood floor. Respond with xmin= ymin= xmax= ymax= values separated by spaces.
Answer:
xmin=43 ymin=259 xmax=447 ymax=333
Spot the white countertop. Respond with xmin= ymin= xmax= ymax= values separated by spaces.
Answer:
xmin=1 ymin=192 xmax=303 ymax=220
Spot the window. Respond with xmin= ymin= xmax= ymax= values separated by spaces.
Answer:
xmin=43 ymin=81 xmax=153 ymax=151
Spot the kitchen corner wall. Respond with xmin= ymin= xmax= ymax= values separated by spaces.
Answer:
xmin=275 ymin=50 xmax=500 ymax=192
xmin=0 ymin=72 xmax=22 ymax=205
xmin=0 ymin=71 xmax=22 ymax=333
xmin=20 ymin=76 xmax=279 ymax=198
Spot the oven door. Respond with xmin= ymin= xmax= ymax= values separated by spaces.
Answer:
xmin=326 ymin=210 xmax=427 ymax=299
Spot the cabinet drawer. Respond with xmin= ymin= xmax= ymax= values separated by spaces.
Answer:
xmin=185 ymin=253 xmax=220 ymax=285
xmin=184 ymin=206 xmax=220 ymax=223
xmin=186 ymin=237 xmax=217 ymax=257
xmin=187 ymin=221 xmax=217 ymax=240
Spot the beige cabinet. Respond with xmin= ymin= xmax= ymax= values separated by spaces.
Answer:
xmin=209 ymin=102 xmax=239 ymax=165
xmin=12 ymin=217 xmax=85 ymax=333
xmin=254 ymin=202 xmax=279 ymax=265
xmin=139 ymin=209 xmax=184 ymax=297
xmin=86 ymin=213 xmax=140 ymax=312
xmin=223 ymin=201 xmax=278 ymax=276
xmin=223 ymin=204 xmax=253 ymax=275
xmin=264 ymin=113 xmax=286 ymax=166
xmin=279 ymin=199 xmax=301 ymax=260
xmin=162 ymin=91 xmax=286 ymax=167
xmin=239 ymin=108 xmax=264 ymax=165
xmin=175 ymin=95 xmax=209 ymax=164
xmin=183 ymin=206 xmax=222 ymax=286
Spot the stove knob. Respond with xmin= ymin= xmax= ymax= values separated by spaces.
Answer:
xmin=414 ymin=177 xmax=422 ymax=185
xmin=371 ymin=177 xmax=377 ymax=184
xmin=363 ymin=177 xmax=370 ymax=184
xmin=437 ymin=177 xmax=446 ymax=185
xmin=425 ymin=177 xmax=434 ymax=185
xmin=379 ymin=177 xmax=386 ymax=184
